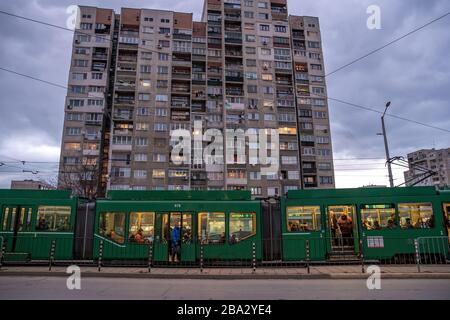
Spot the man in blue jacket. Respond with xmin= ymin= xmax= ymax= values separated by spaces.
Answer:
xmin=171 ymin=223 xmax=181 ymax=262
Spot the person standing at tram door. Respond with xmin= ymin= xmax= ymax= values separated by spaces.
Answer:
xmin=330 ymin=211 xmax=338 ymax=246
xmin=171 ymin=223 xmax=181 ymax=263
xmin=338 ymin=214 xmax=353 ymax=246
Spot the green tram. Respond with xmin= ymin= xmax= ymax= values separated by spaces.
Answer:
xmin=0 ymin=187 xmax=449 ymax=265
xmin=282 ymin=187 xmax=450 ymax=262
xmin=92 ymin=190 xmax=263 ymax=263
xmin=0 ymin=189 xmax=78 ymax=261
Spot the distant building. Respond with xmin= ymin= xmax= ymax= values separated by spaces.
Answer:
xmin=10 ymin=180 xmax=55 ymax=190
xmin=404 ymin=148 xmax=450 ymax=187
xmin=361 ymin=185 xmax=387 ymax=188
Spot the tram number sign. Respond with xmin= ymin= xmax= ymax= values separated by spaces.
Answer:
xmin=367 ymin=236 xmax=384 ymax=248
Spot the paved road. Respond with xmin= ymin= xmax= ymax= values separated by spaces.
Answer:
xmin=0 ymin=277 xmax=449 ymax=300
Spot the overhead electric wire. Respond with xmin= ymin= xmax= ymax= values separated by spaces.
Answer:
xmin=325 ymin=11 xmax=450 ymax=77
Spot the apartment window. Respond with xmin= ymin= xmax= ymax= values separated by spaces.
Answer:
xmin=319 ymin=176 xmax=333 ymax=185
xmin=249 ymin=171 xmax=261 ymax=180
xmin=264 ymin=114 xmax=276 ymax=121
xmin=318 ymin=162 xmax=332 ymax=171
xmin=245 ymin=35 xmax=256 ymax=42
xmin=66 ymin=113 xmax=83 ymax=121
xmin=250 ymin=187 xmax=262 ymax=196
xmin=245 ymin=47 xmax=256 ymax=54
xmin=244 ymin=0 xmax=254 ymax=6
xmin=75 ymin=34 xmax=91 ymax=43
xmin=159 ymin=27 xmax=171 ymax=34
xmin=317 ymin=149 xmax=331 ymax=156
xmin=244 ymin=11 xmax=254 ymax=19
xmin=66 ymin=127 xmax=81 ymax=136
xmin=64 ymin=143 xmax=81 ymax=150
xmin=309 ymin=52 xmax=321 ymax=60
xmin=134 ymin=154 xmax=148 ymax=162
xmin=288 ymin=171 xmax=300 ymax=180
xmin=282 ymin=156 xmax=298 ymax=165
xmin=156 ymin=95 xmax=168 ymax=102
xmin=91 ymin=73 xmax=103 ymax=80
xmin=258 ymin=2 xmax=268 ymax=8
xmin=258 ymin=13 xmax=269 ymax=20
xmin=135 ymin=137 xmax=149 ymax=146
xmin=140 ymin=65 xmax=151 ymax=73
xmin=111 ymin=167 xmax=131 ymax=178
xmin=260 ymin=24 xmax=270 ymax=31
xmin=308 ymin=41 xmax=320 ymax=49
xmin=261 ymin=48 xmax=271 ymax=56
xmin=112 ymin=136 xmax=132 ymax=145
xmin=158 ymin=53 xmax=169 ymax=61
xmin=279 ymin=127 xmax=297 ymax=135
xmin=80 ymin=23 xmax=92 ymax=30
xmin=88 ymin=86 xmax=104 ymax=93
xmin=278 ymin=113 xmax=295 ymax=122
xmin=138 ymin=93 xmax=150 ymax=101
xmin=316 ymin=136 xmax=330 ymax=144
xmin=135 ymin=123 xmax=149 ymax=131
xmin=134 ymin=170 xmax=147 ymax=179
xmin=71 ymin=86 xmax=86 ymax=94
xmin=312 ymin=98 xmax=326 ymax=106
xmin=152 ymin=169 xmax=165 ymax=178
xmin=140 ymin=52 xmax=152 ymax=61
xmin=154 ymin=123 xmax=168 ymax=132
xmin=74 ymin=47 xmax=89 ymax=55
xmin=156 ymin=80 xmax=168 ymax=88
xmin=72 ymin=73 xmax=87 ymax=80
xmin=312 ymin=87 xmax=325 ymax=94
xmin=87 ymin=99 xmax=103 ymax=106
xmin=153 ymin=154 xmax=167 ymax=162
xmin=275 ymin=25 xmax=287 ymax=33
xmin=161 ymin=19 xmax=170 ymax=23
xmin=248 ymin=113 xmax=259 ymax=121
xmin=158 ymin=40 xmax=170 ymax=48
xmin=302 ymin=147 xmax=315 ymax=156
xmin=158 ymin=66 xmax=169 ymax=74
xmin=262 ymin=87 xmax=274 ymax=95
xmin=74 ymin=59 xmax=88 ymax=67
xmin=247 ymin=85 xmax=257 ymax=93
xmin=142 ymin=26 xmax=154 ymax=34
xmin=246 ymin=59 xmax=257 ymax=67
xmin=137 ymin=107 xmax=150 ymax=116
xmin=246 ymin=72 xmax=257 ymax=80
xmin=155 ymin=108 xmax=168 ymax=117
xmin=261 ymin=74 xmax=273 ymax=81
xmin=314 ymin=111 xmax=327 ymax=119
xmin=311 ymin=64 xmax=323 ymax=71
xmin=68 ymin=99 xmax=84 ymax=108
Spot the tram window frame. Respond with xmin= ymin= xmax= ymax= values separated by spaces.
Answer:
xmin=2 ymin=207 xmax=11 ymax=231
xmin=35 ymin=206 xmax=72 ymax=232
xmin=198 ymin=212 xmax=226 ymax=244
xmin=182 ymin=214 xmax=193 ymax=244
xmin=128 ymin=212 xmax=155 ymax=244
xmin=286 ymin=206 xmax=321 ymax=232
xmin=99 ymin=212 xmax=126 ymax=244
xmin=229 ymin=212 xmax=256 ymax=243
xmin=398 ymin=203 xmax=434 ymax=229
xmin=360 ymin=204 xmax=397 ymax=230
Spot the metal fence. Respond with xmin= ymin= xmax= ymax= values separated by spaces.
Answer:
xmin=0 ymin=234 xmax=448 ymax=274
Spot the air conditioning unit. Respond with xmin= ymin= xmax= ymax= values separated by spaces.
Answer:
xmin=67 ymin=105 xmax=73 ymax=110
xmin=263 ymin=65 xmax=268 ymax=70
xmin=165 ymin=33 xmax=171 ymax=38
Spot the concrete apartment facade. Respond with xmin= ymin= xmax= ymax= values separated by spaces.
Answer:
xmin=10 ymin=180 xmax=55 ymax=190
xmin=404 ymin=148 xmax=450 ymax=188
xmin=59 ymin=0 xmax=335 ymax=197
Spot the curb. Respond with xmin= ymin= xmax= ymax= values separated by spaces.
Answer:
xmin=1 ymin=271 xmax=450 ymax=280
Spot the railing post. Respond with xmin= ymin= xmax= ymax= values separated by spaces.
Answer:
xmin=414 ymin=239 xmax=421 ymax=273
xmin=200 ymin=241 xmax=204 ymax=273
xmin=305 ymin=240 xmax=310 ymax=274
xmin=48 ymin=240 xmax=56 ymax=271
xmin=98 ymin=240 xmax=103 ymax=272
xmin=0 ymin=237 xmax=4 ymax=270
xmin=359 ymin=239 xmax=365 ymax=274
xmin=252 ymin=242 xmax=256 ymax=274
xmin=148 ymin=241 xmax=153 ymax=273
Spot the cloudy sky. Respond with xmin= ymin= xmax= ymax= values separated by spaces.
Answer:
xmin=0 ymin=0 xmax=449 ymax=189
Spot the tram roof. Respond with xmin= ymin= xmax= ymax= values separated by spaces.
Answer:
xmin=286 ymin=186 xmax=438 ymax=200
xmin=0 ymin=189 xmax=73 ymax=199
xmin=106 ymin=190 xmax=252 ymax=201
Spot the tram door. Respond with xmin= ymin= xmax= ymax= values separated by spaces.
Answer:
xmin=444 ymin=204 xmax=450 ymax=244
xmin=153 ymin=212 xmax=195 ymax=263
xmin=326 ymin=205 xmax=358 ymax=253
xmin=1 ymin=205 xmax=33 ymax=252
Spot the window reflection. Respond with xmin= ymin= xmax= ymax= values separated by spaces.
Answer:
xmin=229 ymin=213 xmax=256 ymax=243
xmin=398 ymin=203 xmax=434 ymax=229
xmin=198 ymin=212 xmax=225 ymax=244
xmin=99 ymin=212 xmax=125 ymax=244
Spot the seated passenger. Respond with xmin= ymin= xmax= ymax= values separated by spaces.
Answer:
xmin=220 ymin=232 xmax=226 ymax=243
xmin=373 ymin=221 xmax=381 ymax=230
xmin=363 ymin=219 xmax=372 ymax=230
xmin=387 ymin=219 xmax=396 ymax=229
xmin=134 ymin=228 xmax=144 ymax=243
xmin=230 ymin=234 xmax=238 ymax=244
xmin=404 ymin=218 xmax=414 ymax=229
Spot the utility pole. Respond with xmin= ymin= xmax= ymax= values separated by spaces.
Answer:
xmin=381 ymin=101 xmax=394 ymax=187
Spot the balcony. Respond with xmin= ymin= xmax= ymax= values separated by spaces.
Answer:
xmin=225 ymin=101 xmax=245 ymax=111
xmin=225 ymin=32 xmax=242 ymax=44
xmin=224 ymin=13 xmax=241 ymax=22
xmin=114 ymin=97 xmax=135 ymax=105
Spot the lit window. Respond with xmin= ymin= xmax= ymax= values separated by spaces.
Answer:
xmin=99 ymin=212 xmax=125 ymax=244
xmin=229 ymin=213 xmax=256 ymax=243
xmin=128 ymin=212 xmax=154 ymax=243
xmin=398 ymin=203 xmax=434 ymax=229
xmin=198 ymin=212 xmax=225 ymax=244
xmin=36 ymin=206 xmax=71 ymax=231
xmin=287 ymin=206 xmax=321 ymax=232
xmin=361 ymin=204 xmax=396 ymax=230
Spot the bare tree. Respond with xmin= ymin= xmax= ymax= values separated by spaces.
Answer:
xmin=58 ymin=162 xmax=101 ymax=199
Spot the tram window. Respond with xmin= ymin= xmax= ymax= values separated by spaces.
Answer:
xmin=398 ymin=203 xmax=434 ymax=229
xmin=229 ymin=213 xmax=256 ymax=243
xmin=36 ymin=206 xmax=71 ymax=231
xmin=182 ymin=214 xmax=193 ymax=244
xmin=26 ymin=208 xmax=32 ymax=231
xmin=129 ymin=212 xmax=154 ymax=244
xmin=99 ymin=212 xmax=125 ymax=244
xmin=287 ymin=206 xmax=321 ymax=232
xmin=9 ymin=207 xmax=17 ymax=231
xmin=18 ymin=208 xmax=25 ymax=231
xmin=198 ymin=212 xmax=225 ymax=244
xmin=361 ymin=204 xmax=396 ymax=230
xmin=2 ymin=208 xmax=10 ymax=231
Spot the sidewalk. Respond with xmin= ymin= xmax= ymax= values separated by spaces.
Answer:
xmin=1 ymin=265 xmax=450 ymax=279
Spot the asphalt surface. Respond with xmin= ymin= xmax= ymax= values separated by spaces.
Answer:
xmin=0 ymin=277 xmax=450 ymax=300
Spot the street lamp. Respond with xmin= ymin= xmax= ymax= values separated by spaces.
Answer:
xmin=380 ymin=101 xmax=394 ymax=187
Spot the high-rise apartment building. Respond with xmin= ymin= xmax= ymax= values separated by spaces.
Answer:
xmin=59 ymin=0 xmax=335 ymax=198
xmin=404 ymin=148 xmax=450 ymax=188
